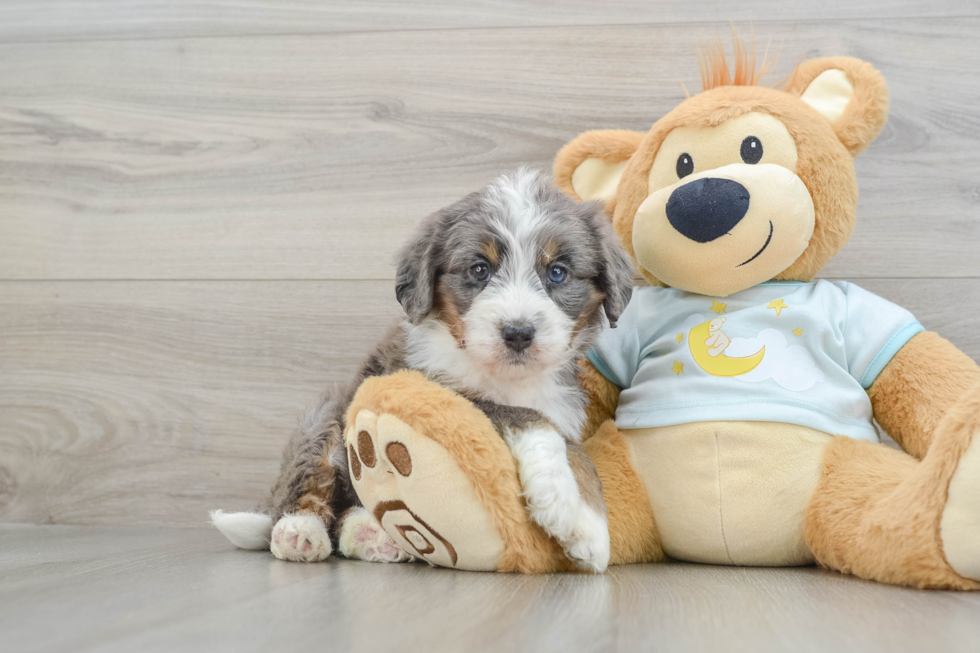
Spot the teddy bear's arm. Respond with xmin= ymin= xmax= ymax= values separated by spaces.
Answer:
xmin=578 ymin=359 xmax=621 ymax=440
xmin=869 ymin=331 xmax=980 ymax=459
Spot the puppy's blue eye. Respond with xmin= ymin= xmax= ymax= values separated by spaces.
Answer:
xmin=547 ymin=265 xmax=567 ymax=284
xmin=471 ymin=263 xmax=491 ymax=281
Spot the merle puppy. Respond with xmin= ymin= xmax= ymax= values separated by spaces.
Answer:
xmin=212 ymin=168 xmax=634 ymax=572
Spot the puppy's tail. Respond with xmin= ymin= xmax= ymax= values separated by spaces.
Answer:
xmin=209 ymin=509 xmax=273 ymax=550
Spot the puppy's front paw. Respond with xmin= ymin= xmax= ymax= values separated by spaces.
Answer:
xmin=508 ymin=426 xmax=610 ymax=573
xmin=563 ymin=506 xmax=611 ymax=573
xmin=526 ymin=489 xmax=610 ymax=573
xmin=338 ymin=507 xmax=414 ymax=563
xmin=270 ymin=514 xmax=332 ymax=562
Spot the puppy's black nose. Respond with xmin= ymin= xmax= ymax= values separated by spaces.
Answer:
xmin=666 ymin=177 xmax=750 ymax=243
xmin=501 ymin=324 xmax=535 ymax=352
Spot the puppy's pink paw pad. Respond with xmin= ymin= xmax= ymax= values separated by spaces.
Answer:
xmin=270 ymin=514 xmax=332 ymax=562
xmin=339 ymin=507 xmax=414 ymax=564
xmin=355 ymin=525 xmax=375 ymax=544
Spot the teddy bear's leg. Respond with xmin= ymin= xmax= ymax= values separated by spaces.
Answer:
xmin=344 ymin=370 xmax=574 ymax=573
xmin=804 ymin=385 xmax=980 ymax=590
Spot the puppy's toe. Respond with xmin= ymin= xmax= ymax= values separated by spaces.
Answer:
xmin=564 ymin=507 xmax=611 ymax=573
xmin=270 ymin=514 xmax=332 ymax=562
xmin=338 ymin=507 xmax=414 ymax=563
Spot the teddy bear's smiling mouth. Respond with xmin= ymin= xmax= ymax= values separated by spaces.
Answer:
xmin=736 ymin=221 xmax=774 ymax=267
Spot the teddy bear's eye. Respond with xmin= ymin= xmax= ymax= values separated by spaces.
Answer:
xmin=740 ymin=136 xmax=763 ymax=164
xmin=676 ymin=153 xmax=694 ymax=179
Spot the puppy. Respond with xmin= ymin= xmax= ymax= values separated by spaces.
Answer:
xmin=212 ymin=168 xmax=634 ymax=572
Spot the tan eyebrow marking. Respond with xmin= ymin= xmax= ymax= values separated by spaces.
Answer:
xmin=480 ymin=240 xmax=500 ymax=266
xmin=541 ymin=239 xmax=559 ymax=266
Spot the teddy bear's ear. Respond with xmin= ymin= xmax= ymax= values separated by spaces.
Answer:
xmin=785 ymin=56 xmax=889 ymax=156
xmin=553 ymin=129 xmax=645 ymax=202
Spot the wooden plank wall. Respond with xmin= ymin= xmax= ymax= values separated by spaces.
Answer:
xmin=2 ymin=1 xmax=979 ymax=525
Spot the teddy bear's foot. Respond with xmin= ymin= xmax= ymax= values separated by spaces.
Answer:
xmin=940 ymin=389 xmax=980 ymax=582
xmin=806 ymin=385 xmax=980 ymax=589
xmin=344 ymin=371 xmax=573 ymax=573
xmin=346 ymin=406 xmax=506 ymax=570
xmin=337 ymin=506 xmax=415 ymax=563
xmin=270 ymin=513 xmax=332 ymax=562
xmin=506 ymin=426 xmax=610 ymax=573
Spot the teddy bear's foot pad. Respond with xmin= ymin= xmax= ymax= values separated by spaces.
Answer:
xmin=338 ymin=506 xmax=414 ymax=563
xmin=941 ymin=426 xmax=980 ymax=581
xmin=347 ymin=409 xmax=506 ymax=571
xmin=270 ymin=514 xmax=332 ymax=562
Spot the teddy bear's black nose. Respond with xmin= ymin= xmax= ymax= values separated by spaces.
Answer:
xmin=666 ymin=177 xmax=751 ymax=243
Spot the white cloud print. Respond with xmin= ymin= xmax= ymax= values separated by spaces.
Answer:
xmin=725 ymin=328 xmax=825 ymax=391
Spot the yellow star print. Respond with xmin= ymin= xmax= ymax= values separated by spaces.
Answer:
xmin=793 ymin=327 xmax=804 ymax=337
xmin=671 ymin=360 xmax=684 ymax=375
xmin=709 ymin=300 xmax=727 ymax=314
xmin=675 ymin=332 xmax=684 ymax=343
xmin=768 ymin=299 xmax=788 ymax=317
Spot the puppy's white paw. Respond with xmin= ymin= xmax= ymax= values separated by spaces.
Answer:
xmin=564 ymin=506 xmax=611 ymax=573
xmin=508 ymin=426 xmax=610 ymax=573
xmin=527 ymin=486 xmax=610 ymax=573
xmin=270 ymin=514 xmax=332 ymax=562
xmin=338 ymin=507 xmax=414 ymax=563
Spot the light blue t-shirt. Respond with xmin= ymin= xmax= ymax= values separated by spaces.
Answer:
xmin=587 ymin=280 xmax=924 ymax=443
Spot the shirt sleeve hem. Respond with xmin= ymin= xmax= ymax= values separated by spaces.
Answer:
xmin=586 ymin=349 xmax=625 ymax=389
xmin=858 ymin=321 xmax=925 ymax=389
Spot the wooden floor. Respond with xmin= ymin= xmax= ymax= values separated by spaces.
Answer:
xmin=2 ymin=1 xmax=980 ymax=649
xmin=2 ymin=523 xmax=979 ymax=653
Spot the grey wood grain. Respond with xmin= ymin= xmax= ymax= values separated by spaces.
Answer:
xmin=2 ymin=18 xmax=980 ymax=280
xmin=1 ymin=0 xmax=976 ymax=43
xmin=0 ymin=280 xmax=401 ymax=525
xmin=1 ymin=524 xmax=978 ymax=653
xmin=1 ymin=278 xmax=977 ymax=527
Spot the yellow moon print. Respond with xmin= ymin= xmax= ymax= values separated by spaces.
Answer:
xmin=688 ymin=321 xmax=765 ymax=377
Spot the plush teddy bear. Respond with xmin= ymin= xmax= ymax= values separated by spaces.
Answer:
xmin=344 ymin=48 xmax=980 ymax=589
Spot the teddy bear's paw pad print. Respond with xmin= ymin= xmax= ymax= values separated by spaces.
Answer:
xmin=338 ymin=506 xmax=415 ymax=563
xmin=346 ymin=408 xmax=506 ymax=571
xmin=374 ymin=500 xmax=458 ymax=568
xmin=940 ymin=403 xmax=980 ymax=582
xmin=385 ymin=441 xmax=412 ymax=476
xmin=270 ymin=514 xmax=332 ymax=562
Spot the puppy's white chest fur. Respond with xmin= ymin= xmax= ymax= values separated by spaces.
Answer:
xmin=404 ymin=320 xmax=586 ymax=439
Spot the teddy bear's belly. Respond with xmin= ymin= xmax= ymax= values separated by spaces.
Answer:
xmin=624 ymin=421 xmax=833 ymax=566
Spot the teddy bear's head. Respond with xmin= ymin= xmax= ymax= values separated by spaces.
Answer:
xmin=708 ymin=317 xmax=726 ymax=332
xmin=554 ymin=49 xmax=889 ymax=297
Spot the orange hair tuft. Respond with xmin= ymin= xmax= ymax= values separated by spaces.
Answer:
xmin=698 ymin=26 xmax=778 ymax=92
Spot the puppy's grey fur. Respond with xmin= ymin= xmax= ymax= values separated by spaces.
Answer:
xmin=263 ymin=168 xmax=633 ymax=566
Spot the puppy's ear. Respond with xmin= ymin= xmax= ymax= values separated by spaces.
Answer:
xmin=588 ymin=201 xmax=634 ymax=327
xmin=395 ymin=192 xmax=479 ymax=323
xmin=395 ymin=212 xmax=442 ymax=324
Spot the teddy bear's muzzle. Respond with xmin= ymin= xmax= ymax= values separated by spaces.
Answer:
xmin=632 ymin=163 xmax=815 ymax=296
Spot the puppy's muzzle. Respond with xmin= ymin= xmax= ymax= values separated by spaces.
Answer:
xmin=666 ymin=177 xmax=751 ymax=243
xmin=501 ymin=323 xmax=535 ymax=353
